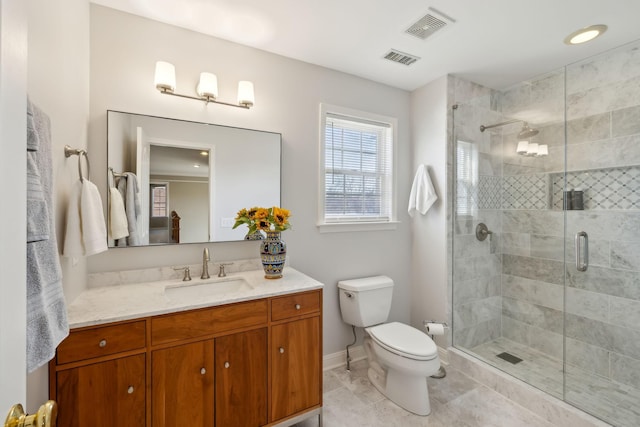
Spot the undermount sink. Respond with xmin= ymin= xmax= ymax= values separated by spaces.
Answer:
xmin=165 ymin=277 xmax=253 ymax=300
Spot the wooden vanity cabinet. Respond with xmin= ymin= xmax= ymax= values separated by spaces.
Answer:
xmin=215 ymin=328 xmax=268 ymax=427
xmin=270 ymin=291 xmax=322 ymax=423
xmin=51 ymin=320 xmax=146 ymax=427
xmin=151 ymin=340 xmax=214 ymax=427
xmin=51 ymin=289 xmax=322 ymax=427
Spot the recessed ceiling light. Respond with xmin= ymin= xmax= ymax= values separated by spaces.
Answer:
xmin=564 ymin=24 xmax=607 ymax=45
xmin=193 ymin=164 xmax=200 ymax=168
xmin=200 ymin=151 xmax=208 ymax=156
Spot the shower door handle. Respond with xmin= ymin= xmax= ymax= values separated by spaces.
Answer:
xmin=575 ymin=231 xmax=589 ymax=272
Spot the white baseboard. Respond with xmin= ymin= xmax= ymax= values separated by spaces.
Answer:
xmin=438 ymin=346 xmax=449 ymax=365
xmin=323 ymin=345 xmax=366 ymax=371
xmin=323 ymin=345 xmax=448 ymax=371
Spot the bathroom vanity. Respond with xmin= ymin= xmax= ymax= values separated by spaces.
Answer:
xmin=49 ymin=266 xmax=323 ymax=427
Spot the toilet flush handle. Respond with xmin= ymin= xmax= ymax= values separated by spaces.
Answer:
xmin=344 ymin=292 xmax=354 ymax=299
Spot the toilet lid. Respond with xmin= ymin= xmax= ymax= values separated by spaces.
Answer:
xmin=366 ymin=322 xmax=437 ymax=361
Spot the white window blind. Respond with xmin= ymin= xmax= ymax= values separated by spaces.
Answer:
xmin=323 ymin=112 xmax=394 ymax=223
xmin=456 ymin=140 xmax=478 ymax=217
xmin=151 ymin=183 xmax=168 ymax=217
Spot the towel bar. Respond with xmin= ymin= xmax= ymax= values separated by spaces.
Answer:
xmin=64 ymin=145 xmax=90 ymax=183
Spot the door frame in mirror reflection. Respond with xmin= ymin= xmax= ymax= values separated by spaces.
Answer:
xmin=142 ymin=137 xmax=213 ymax=246
xmin=107 ymin=110 xmax=281 ymax=247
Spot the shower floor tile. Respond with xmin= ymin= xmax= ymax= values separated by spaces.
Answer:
xmin=469 ymin=337 xmax=640 ymax=427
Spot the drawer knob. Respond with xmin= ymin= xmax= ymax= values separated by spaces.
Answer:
xmin=279 ymin=347 xmax=285 ymax=354
xmin=200 ymin=367 xmax=206 ymax=375
xmin=99 ymin=339 xmax=107 ymax=348
xmin=127 ymin=386 xmax=134 ymax=394
xmin=224 ymin=362 xmax=230 ymax=369
xmin=295 ymin=304 xmax=301 ymax=310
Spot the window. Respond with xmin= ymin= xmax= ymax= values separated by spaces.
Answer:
xmin=319 ymin=104 xmax=397 ymax=232
xmin=456 ymin=140 xmax=478 ymax=217
xmin=150 ymin=183 xmax=169 ymax=217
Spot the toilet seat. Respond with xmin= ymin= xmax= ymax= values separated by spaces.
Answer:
xmin=366 ymin=322 xmax=437 ymax=361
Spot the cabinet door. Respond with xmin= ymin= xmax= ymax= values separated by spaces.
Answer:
xmin=152 ymin=340 xmax=214 ymax=427
xmin=56 ymin=353 xmax=145 ymax=427
xmin=271 ymin=317 xmax=321 ymax=421
xmin=215 ymin=328 xmax=267 ymax=427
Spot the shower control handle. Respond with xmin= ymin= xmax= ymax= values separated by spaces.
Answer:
xmin=475 ymin=223 xmax=493 ymax=242
xmin=575 ymin=231 xmax=589 ymax=272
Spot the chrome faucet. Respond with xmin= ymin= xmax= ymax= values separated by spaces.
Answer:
xmin=201 ymin=248 xmax=210 ymax=279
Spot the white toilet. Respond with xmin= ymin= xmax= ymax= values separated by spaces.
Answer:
xmin=338 ymin=276 xmax=440 ymax=416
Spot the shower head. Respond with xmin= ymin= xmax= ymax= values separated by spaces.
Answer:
xmin=518 ymin=123 xmax=539 ymax=139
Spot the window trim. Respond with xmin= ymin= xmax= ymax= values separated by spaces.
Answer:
xmin=318 ymin=103 xmax=398 ymax=233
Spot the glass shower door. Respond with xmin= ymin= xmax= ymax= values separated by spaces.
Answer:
xmin=563 ymin=40 xmax=640 ymax=427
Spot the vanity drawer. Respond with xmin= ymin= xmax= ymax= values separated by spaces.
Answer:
xmin=271 ymin=290 xmax=321 ymax=321
xmin=57 ymin=321 xmax=146 ymax=365
xmin=151 ymin=299 xmax=268 ymax=346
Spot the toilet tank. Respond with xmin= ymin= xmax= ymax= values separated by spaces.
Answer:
xmin=338 ymin=276 xmax=394 ymax=327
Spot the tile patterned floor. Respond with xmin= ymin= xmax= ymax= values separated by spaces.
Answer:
xmin=470 ymin=337 xmax=640 ymax=427
xmin=295 ymin=358 xmax=557 ymax=427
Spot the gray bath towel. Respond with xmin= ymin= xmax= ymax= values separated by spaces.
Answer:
xmin=116 ymin=172 xmax=141 ymax=246
xmin=26 ymin=99 xmax=49 ymax=243
xmin=27 ymin=103 xmax=40 ymax=152
xmin=26 ymin=100 xmax=69 ymax=373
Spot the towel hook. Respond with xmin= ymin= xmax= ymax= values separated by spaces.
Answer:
xmin=108 ymin=167 xmax=125 ymax=178
xmin=64 ymin=145 xmax=90 ymax=183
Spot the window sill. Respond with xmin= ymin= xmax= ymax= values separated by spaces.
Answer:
xmin=317 ymin=221 xmax=399 ymax=233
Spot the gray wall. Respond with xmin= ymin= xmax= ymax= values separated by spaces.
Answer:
xmin=87 ymin=5 xmax=413 ymax=356
xmin=409 ymin=76 xmax=449 ymax=347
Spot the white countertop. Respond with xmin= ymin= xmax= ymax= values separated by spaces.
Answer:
xmin=67 ymin=267 xmax=324 ymax=328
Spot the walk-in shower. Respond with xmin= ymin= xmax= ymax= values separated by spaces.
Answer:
xmin=451 ymin=40 xmax=640 ymax=427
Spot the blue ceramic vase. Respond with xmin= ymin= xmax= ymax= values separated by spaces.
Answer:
xmin=260 ymin=231 xmax=286 ymax=279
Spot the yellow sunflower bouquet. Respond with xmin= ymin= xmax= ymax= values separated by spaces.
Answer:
xmin=233 ymin=206 xmax=292 ymax=235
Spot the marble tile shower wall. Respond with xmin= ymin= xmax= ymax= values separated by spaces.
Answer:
xmin=497 ymin=42 xmax=640 ymax=392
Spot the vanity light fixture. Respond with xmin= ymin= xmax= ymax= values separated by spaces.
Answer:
xmin=154 ymin=61 xmax=255 ymax=109
xmin=564 ymin=24 xmax=607 ymax=45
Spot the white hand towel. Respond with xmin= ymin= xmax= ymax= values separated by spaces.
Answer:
xmin=82 ymin=180 xmax=109 ymax=255
xmin=108 ymin=168 xmax=128 ymax=241
xmin=109 ymin=186 xmax=129 ymax=240
xmin=408 ymin=164 xmax=438 ymax=217
xmin=63 ymin=180 xmax=83 ymax=257
xmin=63 ymin=179 xmax=108 ymax=257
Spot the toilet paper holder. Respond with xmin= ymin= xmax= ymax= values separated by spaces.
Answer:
xmin=422 ymin=320 xmax=448 ymax=379
xmin=423 ymin=320 xmax=448 ymax=336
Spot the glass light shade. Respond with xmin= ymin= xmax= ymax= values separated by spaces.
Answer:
xmin=237 ymin=81 xmax=255 ymax=107
xmin=527 ymin=142 xmax=539 ymax=156
xmin=516 ymin=140 xmax=529 ymax=154
xmin=196 ymin=72 xmax=218 ymax=99
xmin=537 ymin=144 xmax=549 ymax=156
xmin=564 ymin=25 xmax=607 ymax=45
xmin=154 ymin=61 xmax=176 ymax=92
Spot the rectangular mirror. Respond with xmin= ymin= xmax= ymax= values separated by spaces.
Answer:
xmin=107 ymin=111 xmax=281 ymax=247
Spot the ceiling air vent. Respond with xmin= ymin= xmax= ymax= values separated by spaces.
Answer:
xmin=405 ymin=7 xmax=455 ymax=40
xmin=383 ymin=49 xmax=420 ymax=66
